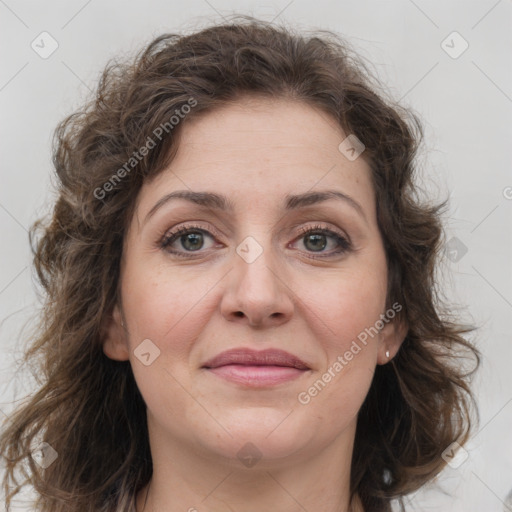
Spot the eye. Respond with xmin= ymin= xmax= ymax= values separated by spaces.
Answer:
xmin=159 ymin=223 xmax=352 ymax=260
xmin=160 ymin=224 xmax=218 ymax=257
xmin=292 ymin=224 xmax=352 ymax=259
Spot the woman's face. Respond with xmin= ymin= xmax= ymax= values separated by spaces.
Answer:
xmin=104 ymin=97 xmax=405 ymax=467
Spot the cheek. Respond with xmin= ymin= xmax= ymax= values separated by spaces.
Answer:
xmin=120 ymin=259 xmax=227 ymax=409
xmin=295 ymin=276 xmax=382 ymax=426
xmin=293 ymin=256 xmax=387 ymax=425
xmin=298 ymin=265 xmax=387 ymax=352
xmin=121 ymin=260 xmax=216 ymax=344
xmin=301 ymin=362 xmax=375 ymax=433
xmin=120 ymin=265 xmax=216 ymax=423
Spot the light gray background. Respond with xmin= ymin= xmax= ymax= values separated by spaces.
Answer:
xmin=1 ymin=1 xmax=511 ymax=511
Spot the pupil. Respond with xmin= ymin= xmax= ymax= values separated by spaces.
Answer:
xmin=306 ymin=234 xmax=326 ymax=251
xmin=182 ymin=232 xmax=203 ymax=251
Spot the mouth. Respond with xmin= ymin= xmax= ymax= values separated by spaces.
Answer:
xmin=201 ymin=348 xmax=310 ymax=387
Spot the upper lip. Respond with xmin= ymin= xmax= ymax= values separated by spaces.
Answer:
xmin=202 ymin=348 xmax=310 ymax=370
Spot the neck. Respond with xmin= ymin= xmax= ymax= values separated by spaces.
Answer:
xmin=137 ymin=478 xmax=364 ymax=512
xmin=136 ymin=415 xmax=364 ymax=512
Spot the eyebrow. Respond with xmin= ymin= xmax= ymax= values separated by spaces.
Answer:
xmin=144 ymin=189 xmax=368 ymax=225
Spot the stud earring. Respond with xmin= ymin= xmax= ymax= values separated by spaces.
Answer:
xmin=385 ymin=350 xmax=390 ymax=359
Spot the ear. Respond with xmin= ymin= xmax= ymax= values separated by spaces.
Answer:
xmin=102 ymin=304 xmax=130 ymax=361
xmin=377 ymin=317 xmax=408 ymax=365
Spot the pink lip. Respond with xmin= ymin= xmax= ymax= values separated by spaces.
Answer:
xmin=202 ymin=348 xmax=310 ymax=387
xmin=207 ymin=365 xmax=307 ymax=386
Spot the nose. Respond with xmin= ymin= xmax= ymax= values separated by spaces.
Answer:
xmin=220 ymin=239 xmax=294 ymax=328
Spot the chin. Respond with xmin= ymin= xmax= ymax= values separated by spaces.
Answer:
xmin=197 ymin=410 xmax=315 ymax=464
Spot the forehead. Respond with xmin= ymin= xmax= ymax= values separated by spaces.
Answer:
xmin=136 ymin=97 xmax=375 ymax=219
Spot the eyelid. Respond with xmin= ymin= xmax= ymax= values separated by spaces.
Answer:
xmin=160 ymin=221 xmax=223 ymax=242
xmin=294 ymin=223 xmax=349 ymax=243
xmin=160 ymin=221 xmax=347 ymax=244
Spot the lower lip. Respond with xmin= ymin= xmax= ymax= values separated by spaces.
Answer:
xmin=205 ymin=365 xmax=307 ymax=386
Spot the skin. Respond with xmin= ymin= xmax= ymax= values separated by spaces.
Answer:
xmin=103 ymin=97 xmax=407 ymax=512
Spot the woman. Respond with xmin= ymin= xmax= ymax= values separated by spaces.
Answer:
xmin=0 ymin=16 xmax=480 ymax=512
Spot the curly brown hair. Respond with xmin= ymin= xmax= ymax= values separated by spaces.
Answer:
xmin=0 ymin=15 xmax=480 ymax=512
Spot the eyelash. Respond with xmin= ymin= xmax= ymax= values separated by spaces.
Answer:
xmin=159 ymin=223 xmax=352 ymax=260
